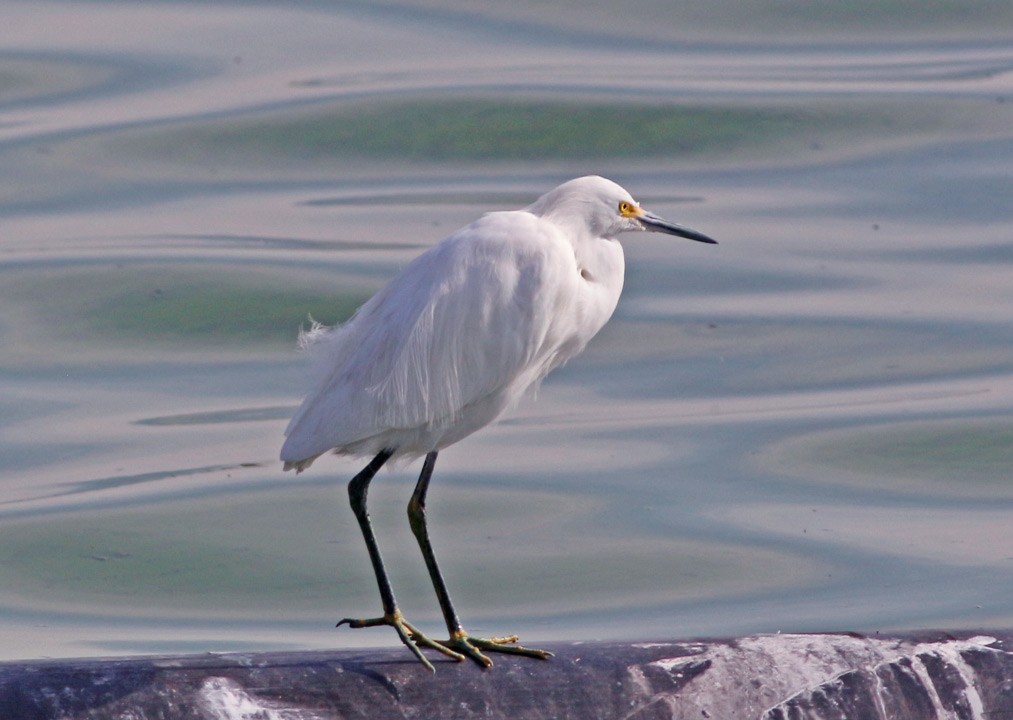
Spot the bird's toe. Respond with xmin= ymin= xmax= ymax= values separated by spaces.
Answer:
xmin=437 ymin=631 xmax=553 ymax=667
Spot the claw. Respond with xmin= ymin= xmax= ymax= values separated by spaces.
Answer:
xmin=337 ymin=611 xmax=465 ymax=671
xmin=338 ymin=611 xmax=551 ymax=671
xmin=437 ymin=630 xmax=553 ymax=668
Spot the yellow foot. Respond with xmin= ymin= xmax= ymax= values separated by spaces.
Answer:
xmin=437 ymin=631 xmax=553 ymax=668
xmin=338 ymin=614 xmax=553 ymax=671
xmin=337 ymin=611 xmax=464 ymax=672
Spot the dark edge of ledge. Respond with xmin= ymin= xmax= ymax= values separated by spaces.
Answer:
xmin=0 ymin=630 xmax=1010 ymax=719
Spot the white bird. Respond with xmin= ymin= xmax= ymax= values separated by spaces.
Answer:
xmin=281 ymin=176 xmax=716 ymax=671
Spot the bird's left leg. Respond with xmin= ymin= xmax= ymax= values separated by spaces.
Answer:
xmin=407 ymin=451 xmax=553 ymax=668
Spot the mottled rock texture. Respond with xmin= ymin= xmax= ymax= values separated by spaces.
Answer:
xmin=0 ymin=631 xmax=1009 ymax=719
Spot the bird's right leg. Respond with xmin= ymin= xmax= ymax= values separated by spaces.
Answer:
xmin=407 ymin=451 xmax=552 ymax=667
xmin=336 ymin=449 xmax=465 ymax=671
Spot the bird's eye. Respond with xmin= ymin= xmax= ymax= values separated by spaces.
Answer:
xmin=618 ymin=201 xmax=635 ymax=217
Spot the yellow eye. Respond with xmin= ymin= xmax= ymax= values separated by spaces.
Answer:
xmin=618 ymin=201 xmax=635 ymax=216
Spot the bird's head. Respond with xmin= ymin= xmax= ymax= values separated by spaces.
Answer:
xmin=530 ymin=176 xmax=717 ymax=245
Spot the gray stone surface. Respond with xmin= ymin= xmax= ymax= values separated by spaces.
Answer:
xmin=0 ymin=631 xmax=1009 ymax=719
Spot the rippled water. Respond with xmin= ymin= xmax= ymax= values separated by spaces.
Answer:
xmin=1 ymin=1 xmax=1012 ymax=661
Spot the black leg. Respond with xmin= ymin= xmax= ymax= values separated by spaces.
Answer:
xmin=337 ymin=449 xmax=465 ymax=671
xmin=407 ymin=451 xmax=465 ymax=636
xmin=344 ymin=449 xmax=397 ymax=614
xmin=406 ymin=451 xmax=553 ymax=668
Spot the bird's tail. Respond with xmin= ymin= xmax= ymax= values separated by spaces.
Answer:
xmin=297 ymin=315 xmax=331 ymax=351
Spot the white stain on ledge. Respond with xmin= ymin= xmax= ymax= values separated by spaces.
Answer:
xmin=198 ymin=677 xmax=326 ymax=720
xmin=631 ymin=633 xmax=1006 ymax=720
xmin=909 ymin=636 xmax=996 ymax=720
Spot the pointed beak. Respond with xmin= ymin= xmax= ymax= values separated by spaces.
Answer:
xmin=638 ymin=210 xmax=717 ymax=245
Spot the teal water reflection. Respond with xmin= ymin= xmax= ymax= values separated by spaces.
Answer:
xmin=0 ymin=1 xmax=1011 ymax=661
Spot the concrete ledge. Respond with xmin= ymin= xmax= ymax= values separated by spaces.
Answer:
xmin=1 ymin=631 xmax=1009 ymax=719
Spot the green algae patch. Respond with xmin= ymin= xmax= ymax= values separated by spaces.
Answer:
xmin=0 ymin=478 xmax=820 ymax=620
xmin=761 ymin=419 xmax=1013 ymax=499
xmin=85 ymin=277 xmax=359 ymax=344
xmin=2 ymin=264 xmax=371 ymax=350
xmin=0 ymin=487 xmax=368 ymax=617
xmin=206 ymin=101 xmax=803 ymax=161
xmin=820 ymin=423 xmax=1013 ymax=486
xmin=104 ymin=94 xmax=986 ymax=175
xmin=128 ymin=99 xmax=843 ymax=165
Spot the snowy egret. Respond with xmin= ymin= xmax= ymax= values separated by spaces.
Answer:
xmin=281 ymin=175 xmax=716 ymax=671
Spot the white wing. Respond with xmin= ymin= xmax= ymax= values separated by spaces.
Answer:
xmin=281 ymin=210 xmax=587 ymax=464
